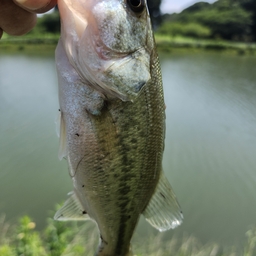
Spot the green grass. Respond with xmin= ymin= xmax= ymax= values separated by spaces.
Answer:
xmin=155 ymin=34 xmax=256 ymax=54
xmin=0 ymin=210 xmax=256 ymax=256
xmin=0 ymin=33 xmax=58 ymax=54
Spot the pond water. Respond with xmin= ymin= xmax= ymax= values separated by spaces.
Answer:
xmin=1 ymin=50 xmax=256 ymax=249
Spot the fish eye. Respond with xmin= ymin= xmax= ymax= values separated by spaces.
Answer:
xmin=127 ymin=0 xmax=146 ymax=13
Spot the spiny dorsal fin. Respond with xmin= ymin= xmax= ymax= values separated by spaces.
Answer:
xmin=58 ymin=111 xmax=67 ymax=160
xmin=54 ymin=191 xmax=90 ymax=221
xmin=143 ymin=171 xmax=183 ymax=231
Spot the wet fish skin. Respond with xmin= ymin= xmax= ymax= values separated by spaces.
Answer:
xmin=55 ymin=0 xmax=183 ymax=255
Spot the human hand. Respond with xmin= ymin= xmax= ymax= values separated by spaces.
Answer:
xmin=0 ymin=0 xmax=57 ymax=39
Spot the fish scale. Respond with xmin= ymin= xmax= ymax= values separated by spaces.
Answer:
xmin=54 ymin=0 xmax=183 ymax=255
xmin=74 ymin=57 xmax=163 ymax=254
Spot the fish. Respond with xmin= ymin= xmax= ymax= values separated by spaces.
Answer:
xmin=54 ymin=0 xmax=183 ymax=255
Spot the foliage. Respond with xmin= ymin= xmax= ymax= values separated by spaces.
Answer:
xmin=244 ymin=229 xmax=256 ymax=256
xmin=0 ymin=214 xmax=81 ymax=256
xmin=38 ymin=12 xmax=61 ymax=34
xmin=158 ymin=0 xmax=255 ymax=42
xmin=191 ymin=7 xmax=252 ymax=40
xmin=28 ymin=10 xmax=60 ymax=35
xmin=44 ymin=216 xmax=76 ymax=256
xmin=158 ymin=22 xmax=211 ymax=39
xmin=17 ymin=0 xmax=256 ymax=42
xmin=182 ymin=2 xmax=211 ymax=13
xmin=0 ymin=245 xmax=15 ymax=256
xmin=29 ymin=0 xmax=162 ymax=33
xmin=15 ymin=216 xmax=47 ymax=256
xmin=0 ymin=211 xmax=256 ymax=256
xmin=238 ymin=0 xmax=256 ymax=41
xmin=147 ymin=0 xmax=162 ymax=28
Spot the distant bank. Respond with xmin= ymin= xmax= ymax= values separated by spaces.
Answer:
xmin=1 ymin=35 xmax=256 ymax=55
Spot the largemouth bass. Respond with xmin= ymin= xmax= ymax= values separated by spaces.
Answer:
xmin=54 ymin=0 xmax=183 ymax=255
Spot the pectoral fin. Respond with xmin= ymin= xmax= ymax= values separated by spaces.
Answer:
xmin=58 ymin=111 xmax=67 ymax=160
xmin=54 ymin=192 xmax=90 ymax=221
xmin=143 ymin=171 xmax=183 ymax=231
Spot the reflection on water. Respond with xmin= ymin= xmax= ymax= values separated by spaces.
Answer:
xmin=1 ymin=51 xmax=256 ymax=248
xmin=160 ymin=52 xmax=256 ymax=247
xmin=0 ymin=54 xmax=73 ymax=227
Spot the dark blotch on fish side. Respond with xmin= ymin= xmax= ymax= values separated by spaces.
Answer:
xmin=82 ymin=185 xmax=85 ymax=187
xmin=100 ymin=139 xmax=106 ymax=144
xmin=122 ymin=144 xmax=132 ymax=152
xmin=118 ymin=192 xmax=130 ymax=206
xmin=134 ymin=81 xmax=146 ymax=93
xmin=97 ymin=168 xmax=105 ymax=174
xmin=75 ymin=133 xmax=80 ymax=137
xmin=138 ymin=130 xmax=144 ymax=138
xmin=115 ymin=213 xmax=131 ymax=255
xmin=120 ymin=166 xmax=130 ymax=173
xmin=120 ymin=154 xmax=129 ymax=167
xmin=133 ymin=145 xmax=138 ymax=150
xmin=160 ymin=192 xmax=166 ymax=199
xmin=100 ymin=235 xmax=109 ymax=246
xmin=119 ymin=201 xmax=128 ymax=210
xmin=99 ymin=154 xmax=106 ymax=161
xmin=131 ymin=138 xmax=137 ymax=144
xmin=82 ymin=210 xmax=86 ymax=214
xmin=119 ymin=173 xmax=136 ymax=181
xmin=104 ymin=151 xmax=110 ymax=157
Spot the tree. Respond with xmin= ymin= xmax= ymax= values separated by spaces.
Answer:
xmin=182 ymin=2 xmax=211 ymax=13
xmin=239 ymin=0 xmax=256 ymax=40
xmin=38 ymin=12 xmax=60 ymax=33
xmin=193 ymin=7 xmax=252 ymax=40
xmin=158 ymin=21 xmax=211 ymax=39
xmin=147 ymin=0 xmax=162 ymax=28
xmin=163 ymin=0 xmax=254 ymax=41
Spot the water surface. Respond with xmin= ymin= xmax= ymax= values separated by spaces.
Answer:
xmin=1 ymin=51 xmax=256 ymax=249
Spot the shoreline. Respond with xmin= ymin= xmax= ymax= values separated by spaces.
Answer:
xmin=1 ymin=36 xmax=256 ymax=55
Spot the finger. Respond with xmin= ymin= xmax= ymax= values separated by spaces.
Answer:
xmin=0 ymin=0 xmax=37 ymax=36
xmin=14 ymin=0 xmax=57 ymax=13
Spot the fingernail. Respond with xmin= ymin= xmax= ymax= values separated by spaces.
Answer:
xmin=15 ymin=0 xmax=50 ymax=11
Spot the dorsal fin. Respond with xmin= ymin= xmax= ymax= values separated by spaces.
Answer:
xmin=54 ymin=192 xmax=90 ymax=221
xmin=143 ymin=171 xmax=183 ymax=231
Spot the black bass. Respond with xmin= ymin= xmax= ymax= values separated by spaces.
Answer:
xmin=54 ymin=0 xmax=183 ymax=255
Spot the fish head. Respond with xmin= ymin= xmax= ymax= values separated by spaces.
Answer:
xmin=58 ymin=0 xmax=155 ymax=101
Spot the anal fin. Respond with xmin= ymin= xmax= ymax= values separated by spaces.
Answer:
xmin=54 ymin=191 xmax=90 ymax=221
xmin=143 ymin=171 xmax=183 ymax=231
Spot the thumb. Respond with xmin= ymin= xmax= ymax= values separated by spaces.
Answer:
xmin=0 ymin=0 xmax=36 ymax=36
xmin=14 ymin=0 xmax=57 ymax=14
